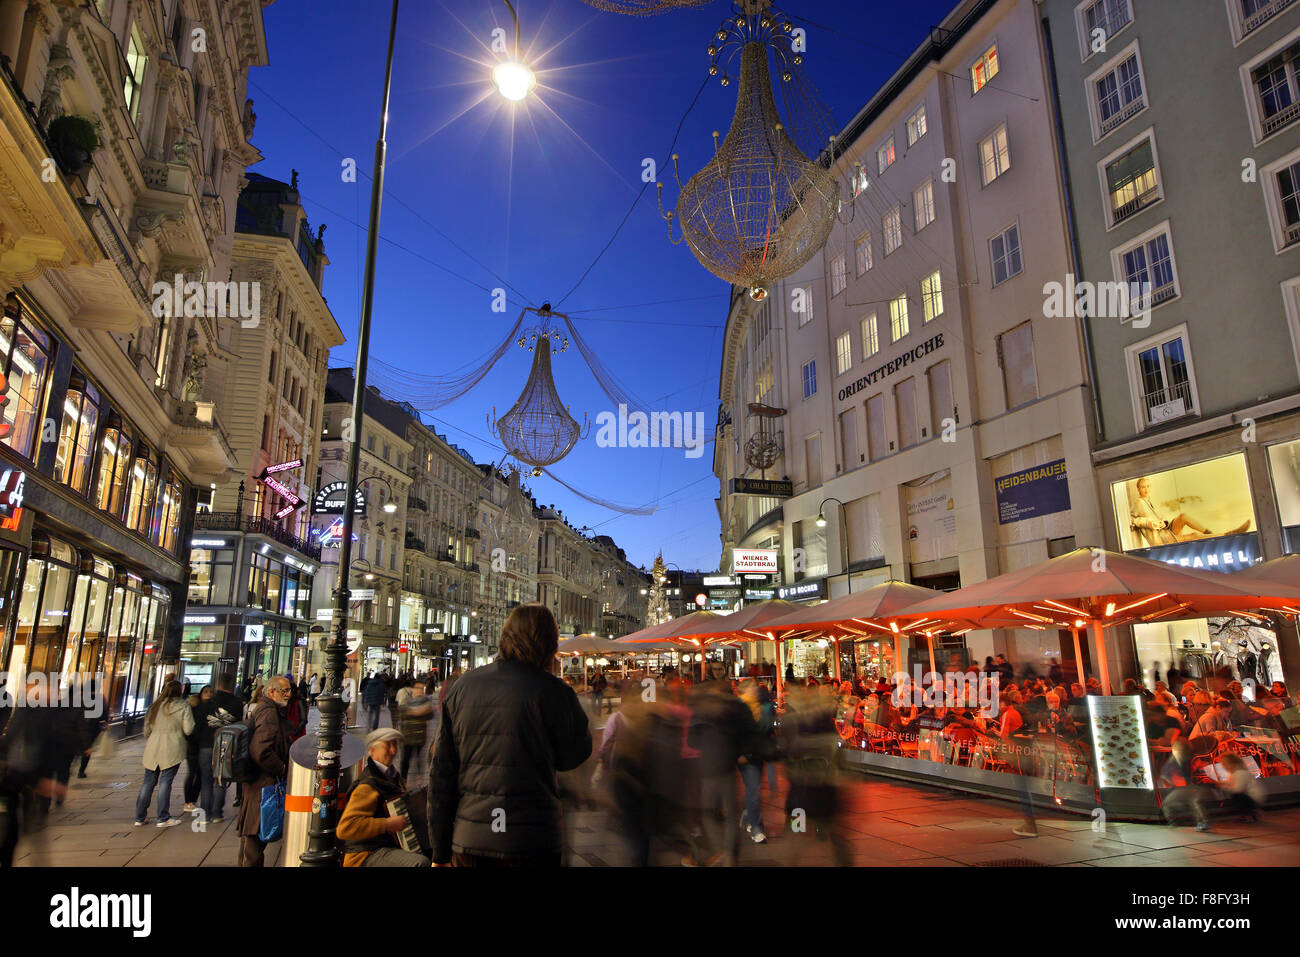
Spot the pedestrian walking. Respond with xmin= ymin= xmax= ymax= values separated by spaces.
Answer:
xmin=429 ymin=603 xmax=591 ymax=866
xmin=135 ymin=680 xmax=194 ymax=828
xmin=1158 ymin=738 xmax=1210 ymax=831
xmin=398 ymin=681 xmax=434 ymax=780
xmin=194 ymin=673 xmax=242 ymax=824
xmin=236 ymin=676 xmax=292 ymax=867
xmin=0 ymin=675 xmax=66 ymax=865
xmin=308 ymin=672 xmax=321 ymax=705
xmin=362 ymin=672 xmax=386 ymax=731
xmin=336 ymin=728 xmax=430 ymax=866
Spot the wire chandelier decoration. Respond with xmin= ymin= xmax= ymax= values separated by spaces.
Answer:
xmin=658 ymin=3 xmax=841 ymax=301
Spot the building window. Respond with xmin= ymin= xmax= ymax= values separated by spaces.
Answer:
xmin=865 ymin=393 xmax=886 ymax=461
xmin=124 ymin=27 xmax=148 ymax=121
xmin=1077 ymin=0 xmax=1133 ymax=58
xmin=889 ymin=294 xmax=910 ymax=342
xmin=188 ymin=546 xmax=234 ymax=606
xmin=851 ymin=166 xmax=870 ymax=197
xmin=126 ymin=448 xmax=159 ymax=536
xmin=835 ymin=332 xmax=852 ymax=376
xmin=855 ymin=233 xmax=873 ymax=276
xmin=0 ymin=303 xmax=52 ymax=461
xmin=1103 ymin=132 xmax=1160 ymax=225
xmin=156 ymin=473 xmax=183 ymax=552
xmin=1234 ymin=0 xmax=1298 ymax=42
xmin=54 ymin=376 xmax=101 ymax=496
xmin=883 ymin=206 xmax=903 ymax=256
xmin=830 ymin=252 xmax=847 ymax=297
xmin=921 ymin=271 xmax=944 ymax=322
xmin=797 ymin=286 xmax=814 ymax=326
xmin=93 ymin=421 xmax=133 ymax=518
xmin=990 ymin=224 xmax=1023 ymax=286
xmin=895 ymin=377 xmax=918 ymax=449
xmin=861 ymin=314 xmax=879 ymax=359
xmin=877 ymin=135 xmax=896 ymax=175
xmin=153 ymin=314 xmax=173 ymax=389
xmin=971 ymin=43 xmax=999 ymax=93
xmin=998 ymin=321 xmax=1038 ymax=409
xmin=1128 ymin=327 xmax=1197 ymax=427
xmin=1116 ymin=224 xmax=1179 ymax=311
xmin=1250 ymin=40 xmax=1300 ymax=139
xmin=1261 ymin=147 xmax=1300 ymax=250
xmin=979 ymin=124 xmax=1011 ymax=185
xmin=906 ymin=105 xmax=928 ymax=145
xmin=913 ymin=180 xmax=936 ymax=231
xmin=928 ymin=361 xmax=954 ymax=437
xmin=839 ymin=407 xmax=859 ymax=469
xmin=1089 ymin=46 xmax=1146 ymax=139
xmin=802 ymin=359 xmax=817 ymax=399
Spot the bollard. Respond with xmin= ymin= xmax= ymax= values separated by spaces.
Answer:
xmin=282 ymin=730 xmax=365 ymax=867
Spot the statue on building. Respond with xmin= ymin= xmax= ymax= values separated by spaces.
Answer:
xmin=242 ymin=98 xmax=257 ymax=139
xmin=181 ymin=328 xmax=206 ymax=401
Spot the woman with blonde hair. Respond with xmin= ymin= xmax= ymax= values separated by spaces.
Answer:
xmin=134 ymin=679 xmax=195 ymax=827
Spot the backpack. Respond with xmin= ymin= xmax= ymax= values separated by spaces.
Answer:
xmin=212 ymin=721 xmax=257 ymax=785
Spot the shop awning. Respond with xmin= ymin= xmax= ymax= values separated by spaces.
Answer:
xmin=761 ymin=580 xmax=941 ymax=639
xmin=621 ymin=610 xmax=721 ymax=644
xmin=557 ymin=635 xmax=638 ymax=657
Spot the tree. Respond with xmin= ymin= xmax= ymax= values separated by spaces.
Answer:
xmin=645 ymin=552 xmax=672 ymax=627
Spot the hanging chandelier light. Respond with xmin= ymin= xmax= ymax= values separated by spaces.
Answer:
xmin=659 ymin=9 xmax=840 ymax=300
xmin=490 ymin=305 xmax=590 ymax=476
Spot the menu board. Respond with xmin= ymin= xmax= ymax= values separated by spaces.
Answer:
xmin=1087 ymin=695 xmax=1154 ymax=790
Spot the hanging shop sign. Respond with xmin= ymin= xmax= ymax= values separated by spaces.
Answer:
xmin=0 ymin=467 xmax=25 ymax=518
xmin=244 ymin=624 xmax=264 ymax=643
xmin=350 ymin=588 xmax=375 ymax=601
xmin=261 ymin=459 xmax=303 ymax=476
xmin=296 ymin=636 xmax=308 ymax=647
xmin=777 ymin=579 xmax=826 ymax=601
xmin=733 ymin=548 xmax=778 ymax=573
xmin=191 ymin=538 xmax=229 ymax=548
xmin=315 ymin=608 xmax=334 ymax=621
xmin=313 ymin=482 xmax=367 ymax=515
xmin=837 ymin=333 xmax=945 ymax=402
xmin=730 ymin=478 xmax=793 ymax=497
xmin=316 ymin=516 xmax=359 ymax=548
xmin=744 ymin=588 xmax=775 ymax=600
xmin=261 ymin=475 xmax=301 ymax=507
xmin=702 ymin=575 xmax=736 ymax=586
xmin=994 ymin=458 xmax=1070 ymax=525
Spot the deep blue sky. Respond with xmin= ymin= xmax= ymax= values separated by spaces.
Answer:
xmin=249 ymin=0 xmax=959 ymax=573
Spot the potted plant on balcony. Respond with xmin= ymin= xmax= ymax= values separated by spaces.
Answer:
xmin=47 ymin=115 xmax=100 ymax=175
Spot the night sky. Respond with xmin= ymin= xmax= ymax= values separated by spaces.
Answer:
xmin=248 ymin=0 xmax=960 ymax=572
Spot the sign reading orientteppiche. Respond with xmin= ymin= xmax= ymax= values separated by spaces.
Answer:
xmin=730 ymin=478 xmax=793 ymax=497
xmin=994 ymin=458 xmax=1070 ymax=525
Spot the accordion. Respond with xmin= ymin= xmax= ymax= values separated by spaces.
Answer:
xmin=386 ymin=785 xmax=431 ymax=857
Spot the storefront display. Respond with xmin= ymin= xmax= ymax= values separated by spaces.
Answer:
xmin=1268 ymin=438 xmax=1300 ymax=554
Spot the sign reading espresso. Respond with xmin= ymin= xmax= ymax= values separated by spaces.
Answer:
xmin=838 ymin=333 xmax=945 ymax=402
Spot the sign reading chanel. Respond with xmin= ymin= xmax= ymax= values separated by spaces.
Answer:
xmin=838 ymin=333 xmax=945 ymax=402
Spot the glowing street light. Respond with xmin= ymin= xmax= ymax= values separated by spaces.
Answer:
xmin=492 ymin=2 xmax=535 ymax=101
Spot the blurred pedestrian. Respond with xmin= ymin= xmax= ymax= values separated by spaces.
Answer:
xmin=428 ymin=603 xmax=590 ymax=866
xmin=362 ymin=672 xmax=386 ymax=731
xmin=1158 ymin=738 xmax=1209 ymax=831
xmin=0 ymin=675 xmax=67 ymax=863
xmin=181 ymin=686 xmax=209 ymax=814
xmin=781 ymin=684 xmax=848 ymax=865
xmin=1218 ymin=752 xmax=1264 ymax=822
xmin=680 ymin=665 xmax=753 ymax=867
xmin=398 ymin=681 xmax=434 ymax=780
xmin=135 ymin=679 xmax=194 ymax=828
xmin=308 ymin=672 xmax=321 ymax=705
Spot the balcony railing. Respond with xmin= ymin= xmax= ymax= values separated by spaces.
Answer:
xmin=1284 ymin=221 xmax=1300 ymax=248
xmin=1244 ymin=0 xmax=1296 ymax=36
xmin=406 ymin=535 xmax=426 ymax=553
xmin=195 ymin=511 xmax=322 ymax=560
xmin=408 ymin=495 xmax=428 ymax=512
xmin=1098 ymin=96 xmax=1145 ymax=137
xmin=1112 ymin=181 xmax=1159 ymax=224
xmin=465 ymin=526 xmax=480 ymax=540
xmin=1263 ymin=97 xmax=1300 ymax=137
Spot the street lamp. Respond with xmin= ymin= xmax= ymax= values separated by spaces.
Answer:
xmin=815 ymin=496 xmax=850 ymax=580
xmin=362 ymin=476 xmax=399 ymax=514
xmin=491 ymin=1 xmax=536 ymax=101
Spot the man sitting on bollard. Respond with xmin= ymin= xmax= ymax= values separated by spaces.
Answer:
xmin=336 ymin=728 xmax=430 ymax=866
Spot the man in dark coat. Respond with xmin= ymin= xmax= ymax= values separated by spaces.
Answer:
xmin=428 ymin=603 xmax=590 ymax=866
xmin=362 ymin=673 xmax=387 ymax=731
xmin=682 ymin=665 xmax=756 ymax=866
xmin=236 ymin=675 xmax=292 ymax=867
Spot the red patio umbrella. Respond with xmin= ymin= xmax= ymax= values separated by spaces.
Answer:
xmin=894 ymin=547 xmax=1300 ymax=693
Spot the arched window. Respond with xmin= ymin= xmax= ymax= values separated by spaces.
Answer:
xmin=0 ymin=299 xmax=52 ymax=460
xmin=54 ymin=374 xmax=101 ymax=495
xmin=93 ymin=418 xmax=133 ymax=518
xmin=126 ymin=447 xmax=158 ymax=535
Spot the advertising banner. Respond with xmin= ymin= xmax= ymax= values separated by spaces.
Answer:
xmin=733 ymin=548 xmax=778 ymax=573
xmin=904 ymin=470 xmax=956 ymax=564
xmin=994 ymin=458 xmax=1070 ymax=525
xmin=1110 ymin=453 xmax=1255 ymax=554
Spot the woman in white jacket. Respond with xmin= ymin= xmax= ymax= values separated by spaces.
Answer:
xmin=134 ymin=679 xmax=195 ymax=827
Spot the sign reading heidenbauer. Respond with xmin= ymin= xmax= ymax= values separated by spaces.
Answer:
xmin=732 ymin=548 xmax=778 ymax=573
xmin=994 ymin=458 xmax=1070 ymax=525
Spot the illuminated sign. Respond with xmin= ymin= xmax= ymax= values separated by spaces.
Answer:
xmin=313 ymin=481 xmax=366 ymax=515
xmin=190 ymin=538 xmax=228 ymax=548
xmin=245 ymin=624 xmax=264 ymax=643
xmin=184 ymin=615 xmax=218 ymax=624
xmin=316 ymin=516 xmax=358 ymax=548
xmin=702 ymin=575 xmax=736 ymax=586
xmin=262 ymin=459 xmax=303 ymax=476
xmin=0 ymin=468 xmax=25 ymax=518
xmin=350 ymin=588 xmax=375 ymax=601
xmin=732 ymin=548 xmax=778 ymax=573
xmin=777 ymin=579 xmax=826 ymax=601
xmin=261 ymin=475 xmax=301 ymax=505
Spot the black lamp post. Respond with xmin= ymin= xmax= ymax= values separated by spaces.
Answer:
xmin=815 ymin=497 xmax=849 ymax=574
xmin=300 ymin=0 xmax=532 ymax=866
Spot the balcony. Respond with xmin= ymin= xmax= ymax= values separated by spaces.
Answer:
xmin=1098 ymin=96 xmax=1145 ymax=137
xmin=166 ymin=400 xmax=239 ymax=480
xmin=1285 ymin=221 xmax=1300 ymax=248
xmin=1263 ymin=97 xmax=1300 ymax=137
xmin=461 ymin=562 xmax=480 ymax=573
xmin=465 ymin=526 xmax=480 ymax=540
xmin=1244 ymin=0 xmax=1297 ymax=37
xmin=1111 ymin=181 xmax=1159 ymax=224
xmin=408 ymin=495 xmax=428 ymax=512
xmin=406 ymin=534 xmax=426 ymax=553
xmin=195 ymin=511 xmax=323 ymax=560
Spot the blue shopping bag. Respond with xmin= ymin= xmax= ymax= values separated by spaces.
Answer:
xmin=259 ymin=781 xmax=285 ymax=843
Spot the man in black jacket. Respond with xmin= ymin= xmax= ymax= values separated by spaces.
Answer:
xmin=428 ymin=603 xmax=590 ymax=866
xmin=194 ymin=673 xmax=243 ymax=824
xmin=683 ymin=666 xmax=756 ymax=867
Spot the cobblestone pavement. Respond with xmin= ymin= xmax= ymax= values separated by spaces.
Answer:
xmin=13 ymin=705 xmax=1300 ymax=867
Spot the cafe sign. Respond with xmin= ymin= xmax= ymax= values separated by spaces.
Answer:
xmin=732 ymin=548 xmax=778 ymax=573
xmin=313 ymin=481 xmax=366 ymax=515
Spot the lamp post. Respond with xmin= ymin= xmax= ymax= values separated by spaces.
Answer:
xmin=300 ymin=0 xmax=536 ymax=868
xmin=815 ymin=497 xmax=850 ymax=576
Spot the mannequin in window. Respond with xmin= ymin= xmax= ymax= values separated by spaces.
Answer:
xmin=1128 ymin=477 xmax=1249 ymax=548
